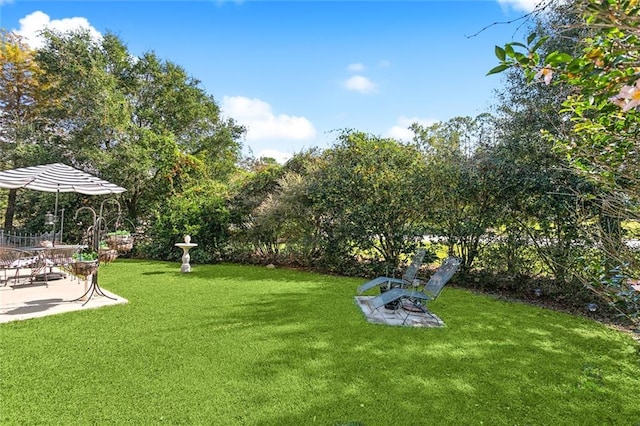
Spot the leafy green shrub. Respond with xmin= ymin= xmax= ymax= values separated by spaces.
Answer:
xmin=140 ymin=184 xmax=230 ymax=264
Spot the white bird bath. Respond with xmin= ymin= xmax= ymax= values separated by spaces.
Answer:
xmin=175 ymin=237 xmax=198 ymax=273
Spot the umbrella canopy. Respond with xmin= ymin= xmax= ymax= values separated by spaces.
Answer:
xmin=0 ymin=163 xmax=126 ymax=195
xmin=0 ymin=163 xmax=126 ymax=245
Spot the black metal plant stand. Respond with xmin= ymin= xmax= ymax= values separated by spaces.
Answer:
xmin=67 ymin=201 xmax=123 ymax=305
xmin=67 ymin=261 xmax=116 ymax=306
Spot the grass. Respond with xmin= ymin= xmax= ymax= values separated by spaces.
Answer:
xmin=1 ymin=260 xmax=639 ymax=425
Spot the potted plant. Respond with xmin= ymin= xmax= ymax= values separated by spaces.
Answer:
xmin=98 ymin=241 xmax=118 ymax=264
xmin=105 ymin=230 xmax=133 ymax=253
xmin=64 ymin=251 xmax=99 ymax=279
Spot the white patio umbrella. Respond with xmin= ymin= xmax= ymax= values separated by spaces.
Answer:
xmin=0 ymin=163 xmax=126 ymax=244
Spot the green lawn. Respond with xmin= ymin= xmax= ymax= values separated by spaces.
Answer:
xmin=1 ymin=260 xmax=639 ymax=425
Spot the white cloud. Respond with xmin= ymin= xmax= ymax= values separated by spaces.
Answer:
xmin=497 ymin=0 xmax=544 ymax=12
xmin=344 ymin=75 xmax=377 ymax=94
xmin=221 ymin=96 xmax=316 ymax=141
xmin=14 ymin=11 xmax=102 ymax=49
xmin=0 ymin=0 xmax=14 ymax=5
xmin=386 ymin=116 xmax=440 ymax=141
xmin=347 ymin=63 xmax=365 ymax=72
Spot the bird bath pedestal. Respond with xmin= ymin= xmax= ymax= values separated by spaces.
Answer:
xmin=175 ymin=240 xmax=198 ymax=273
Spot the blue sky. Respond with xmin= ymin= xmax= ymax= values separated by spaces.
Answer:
xmin=0 ymin=0 xmax=539 ymax=162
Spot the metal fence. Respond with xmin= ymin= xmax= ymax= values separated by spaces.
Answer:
xmin=0 ymin=230 xmax=61 ymax=248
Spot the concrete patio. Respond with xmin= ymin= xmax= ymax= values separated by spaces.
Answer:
xmin=0 ymin=269 xmax=127 ymax=324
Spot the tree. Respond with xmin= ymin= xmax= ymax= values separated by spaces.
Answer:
xmin=113 ymin=49 xmax=244 ymax=224
xmin=412 ymin=116 xmax=502 ymax=272
xmin=0 ymin=27 xmax=246 ymax=263
xmin=489 ymin=0 xmax=639 ymax=198
xmin=489 ymin=0 xmax=640 ymax=319
xmin=309 ymin=130 xmax=431 ymax=270
xmin=35 ymin=29 xmax=129 ymax=164
xmin=141 ymin=181 xmax=230 ymax=263
xmin=248 ymin=149 xmax=325 ymax=266
xmin=33 ymin=29 xmax=245 ymax=234
xmin=0 ymin=30 xmax=52 ymax=228
xmin=226 ymin=158 xmax=285 ymax=262
xmin=484 ymin=6 xmax=596 ymax=285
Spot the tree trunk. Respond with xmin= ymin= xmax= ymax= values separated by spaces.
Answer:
xmin=3 ymin=188 xmax=17 ymax=230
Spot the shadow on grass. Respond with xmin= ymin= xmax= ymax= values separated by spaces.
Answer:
xmin=141 ymin=271 xmax=170 ymax=276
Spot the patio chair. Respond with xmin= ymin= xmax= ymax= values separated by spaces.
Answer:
xmin=356 ymin=249 xmax=427 ymax=295
xmin=42 ymin=246 xmax=79 ymax=281
xmin=0 ymin=248 xmax=36 ymax=287
xmin=28 ymin=246 xmax=81 ymax=285
xmin=366 ymin=256 xmax=461 ymax=324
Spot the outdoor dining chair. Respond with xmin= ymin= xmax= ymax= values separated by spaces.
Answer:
xmin=28 ymin=246 xmax=82 ymax=285
xmin=0 ymin=248 xmax=36 ymax=287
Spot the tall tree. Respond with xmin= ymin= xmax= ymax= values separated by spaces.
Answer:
xmin=36 ymin=29 xmax=129 ymax=166
xmin=309 ymin=131 xmax=430 ymax=269
xmin=486 ymin=3 xmax=594 ymax=282
xmin=34 ymin=29 xmax=244 ymax=228
xmin=490 ymin=0 xmax=640 ymax=318
xmin=117 ymin=50 xmax=244 ymax=223
xmin=0 ymin=30 xmax=52 ymax=228
xmin=412 ymin=116 xmax=502 ymax=271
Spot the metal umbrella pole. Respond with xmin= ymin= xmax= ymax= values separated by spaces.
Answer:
xmin=59 ymin=208 xmax=65 ymax=245
xmin=52 ymin=187 xmax=59 ymax=246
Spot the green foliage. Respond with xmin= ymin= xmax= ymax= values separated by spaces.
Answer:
xmin=412 ymin=116 xmax=501 ymax=272
xmin=475 ymin=230 xmax=542 ymax=281
xmin=2 ymin=28 xmax=244 ymax=246
xmin=6 ymin=5 xmax=640 ymax=323
xmin=72 ymin=251 xmax=98 ymax=261
xmin=36 ymin=29 xmax=130 ymax=168
xmin=140 ymin=182 xmax=230 ymax=264
xmin=487 ymin=0 xmax=640 ymax=321
xmin=231 ymin=149 xmax=336 ymax=267
xmin=0 ymin=30 xmax=58 ymax=228
xmin=576 ymin=251 xmax=640 ymax=320
xmin=484 ymin=14 xmax=592 ymax=285
xmin=252 ymin=171 xmax=320 ymax=265
xmin=105 ymin=230 xmax=130 ymax=236
xmin=226 ymin=159 xmax=286 ymax=263
xmin=489 ymin=0 xmax=640 ymax=194
xmin=309 ymin=130 xmax=431 ymax=268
